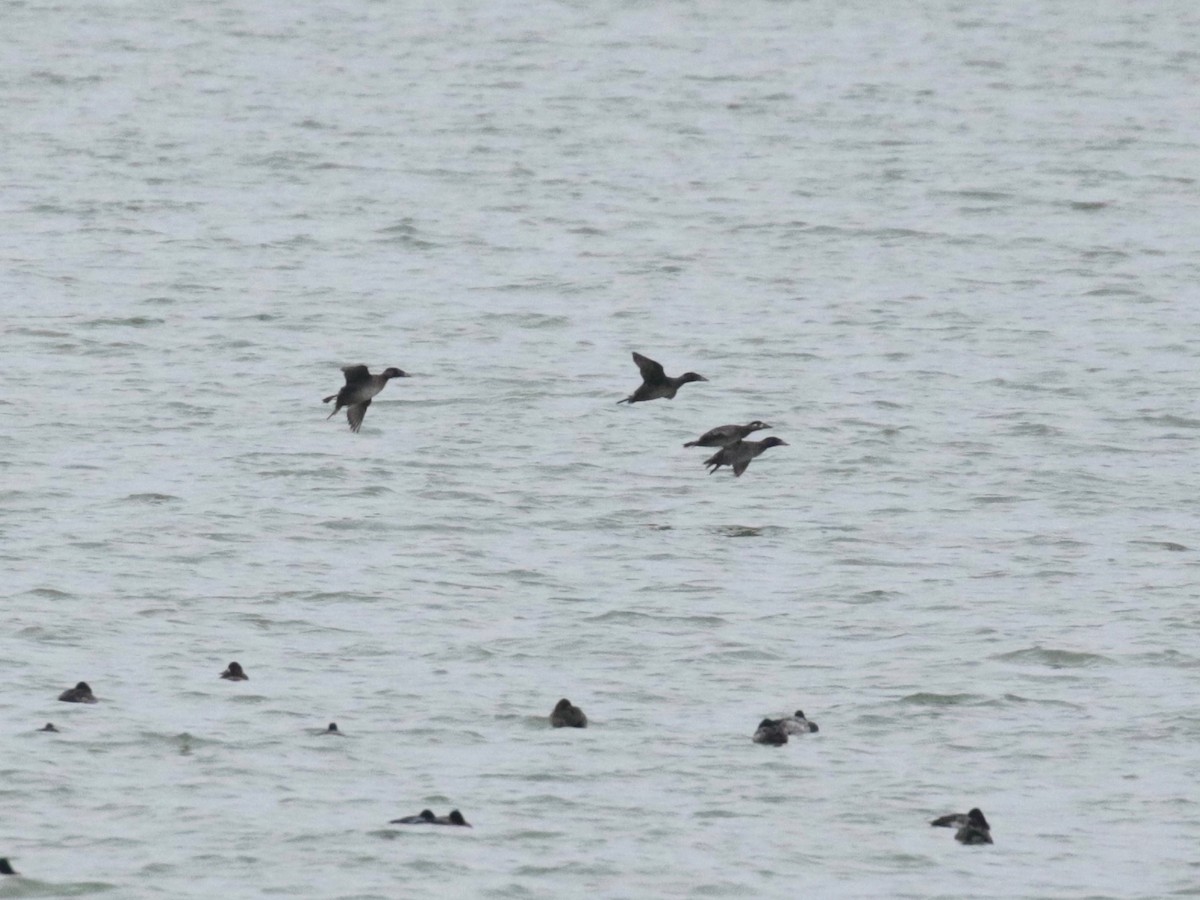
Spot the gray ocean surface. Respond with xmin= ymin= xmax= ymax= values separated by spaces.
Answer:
xmin=3 ymin=0 xmax=1199 ymax=896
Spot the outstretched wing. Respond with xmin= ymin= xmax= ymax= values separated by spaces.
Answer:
xmin=930 ymin=814 xmax=966 ymax=829
xmin=341 ymin=365 xmax=370 ymax=386
xmin=631 ymin=352 xmax=665 ymax=383
xmin=732 ymin=459 xmax=750 ymax=477
xmin=347 ymin=400 xmax=371 ymax=433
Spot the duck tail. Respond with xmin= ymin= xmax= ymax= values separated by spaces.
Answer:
xmin=323 ymin=394 xmax=337 ymax=404
xmin=683 ymin=441 xmax=698 ymax=448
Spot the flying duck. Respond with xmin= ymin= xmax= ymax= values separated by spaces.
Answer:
xmin=683 ymin=421 xmax=771 ymax=448
xmin=617 ymin=353 xmax=707 ymax=404
xmin=703 ymin=437 xmax=788 ymax=476
xmin=323 ymin=365 xmax=409 ymax=432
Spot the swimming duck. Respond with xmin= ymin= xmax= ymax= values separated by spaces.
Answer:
xmin=57 ymin=682 xmax=97 ymax=703
xmin=0 ymin=859 xmax=15 ymax=875
xmin=323 ymin=365 xmax=409 ymax=432
xmin=683 ymin=421 xmax=771 ymax=448
xmin=219 ymin=662 xmax=248 ymax=681
xmin=779 ymin=710 xmax=819 ymax=734
xmin=390 ymin=809 xmax=436 ymax=825
xmin=550 ymin=698 xmax=588 ymax=728
xmin=752 ymin=718 xmax=789 ymax=745
xmin=617 ymin=353 xmax=707 ymax=404
xmin=435 ymin=810 xmax=471 ymax=827
xmin=322 ymin=722 xmax=343 ymax=736
xmin=38 ymin=723 xmax=60 ymax=733
xmin=704 ymin=437 xmax=788 ymax=477
xmin=931 ymin=808 xmax=993 ymax=845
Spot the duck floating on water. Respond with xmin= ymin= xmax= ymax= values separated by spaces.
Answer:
xmin=57 ymin=682 xmax=97 ymax=704
xmin=931 ymin=808 xmax=993 ymax=845
xmin=617 ymin=353 xmax=707 ymax=404
xmin=324 ymin=365 xmax=409 ymax=432
xmin=752 ymin=718 xmax=789 ymax=745
xmin=219 ymin=662 xmax=248 ymax=681
xmin=390 ymin=809 xmax=471 ymax=827
xmin=549 ymin=698 xmax=588 ymax=728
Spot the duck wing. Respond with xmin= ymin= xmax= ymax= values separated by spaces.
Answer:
xmin=347 ymin=400 xmax=371 ymax=433
xmin=341 ymin=365 xmax=371 ymax=386
xmin=930 ymin=813 xmax=967 ymax=828
xmin=631 ymin=352 xmax=666 ymax=384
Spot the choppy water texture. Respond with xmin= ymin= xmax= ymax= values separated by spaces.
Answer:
xmin=3 ymin=1 xmax=1200 ymax=897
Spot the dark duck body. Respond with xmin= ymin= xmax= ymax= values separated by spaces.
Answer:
xmin=617 ymin=352 xmax=707 ymax=404
xmin=391 ymin=809 xmax=436 ymax=825
xmin=931 ymin=807 xmax=993 ymax=845
xmin=324 ymin=365 xmax=409 ymax=432
xmin=58 ymin=681 xmax=97 ymax=703
xmin=549 ymin=698 xmax=588 ymax=728
xmin=220 ymin=661 xmax=248 ymax=681
xmin=704 ymin=437 xmax=788 ymax=476
xmin=389 ymin=809 xmax=471 ymax=827
xmin=752 ymin=718 xmax=789 ymax=745
xmin=684 ymin=421 xmax=770 ymax=448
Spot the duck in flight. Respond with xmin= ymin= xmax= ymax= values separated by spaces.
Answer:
xmin=324 ymin=365 xmax=409 ymax=432
xmin=703 ymin=437 xmax=788 ymax=477
xmin=617 ymin=353 xmax=707 ymax=404
xmin=930 ymin=808 xmax=993 ymax=845
xmin=684 ymin=421 xmax=771 ymax=448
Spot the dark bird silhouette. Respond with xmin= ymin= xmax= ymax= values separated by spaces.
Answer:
xmin=323 ymin=365 xmax=409 ymax=432
xmin=39 ymin=723 xmax=59 ymax=733
xmin=617 ymin=352 xmax=707 ymax=404
xmin=389 ymin=809 xmax=471 ymax=827
xmin=683 ymin=421 xmax=771 ymax=448
xmin=219 ymin=662 xmax=248 ymax=681
xmin=704 ymin=437 xmax=788 ymax=476
xmin=58 ymin=682 xmax=97 ymax=703
xmin=0 ymin=859 xmax=16 ymax=875
xmin=549 ymin=698 xmax=588 ymax=728
xmin=752 ymin=718 xmax=789 ymax=745
xmin=322 ymin=722 xmax=343 ymax=736
xmin=931 ymin=808 xmax=993 ymax=845
xmin=390 ymin=809 xmax=436 ymax=825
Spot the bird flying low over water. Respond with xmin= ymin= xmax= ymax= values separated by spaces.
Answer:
xmin=617 ymin=352 xmax=707 ymax=404
xmin=931 ymin=808 xmax=993 ymax=845
xmin=703 ymin=437 xmax=788 ymax=476
xmin=684 ymin=421 xmax=771 ymax=448
xmin=324 ymin=365 xmax=409 ymax=432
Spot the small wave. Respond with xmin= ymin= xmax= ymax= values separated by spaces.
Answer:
xmin=900 ymin=692 xmax=987 ymax=706
xmin=83 ymin=316 xmax=165 ymax=328
xmin=120 ymin=493 xmax=181 ymax=504
xmin=996 ymin=646 xmax=1111 ymax=668
xmin=1130 ymin=540 xmax=1188 ymax=552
